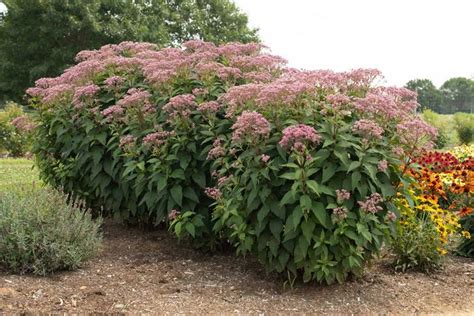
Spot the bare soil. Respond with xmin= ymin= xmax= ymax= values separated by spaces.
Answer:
xmin=1 ymin=221 xmax=473 ymax=314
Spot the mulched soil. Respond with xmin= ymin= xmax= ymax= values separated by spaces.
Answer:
xmin=1 ymin=221 xmax=473 ymax=314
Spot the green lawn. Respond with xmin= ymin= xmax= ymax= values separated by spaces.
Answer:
xmin=0 ymin=158 xmax=40 ymax=191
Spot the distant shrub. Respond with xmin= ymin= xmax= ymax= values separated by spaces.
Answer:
xmin=0 ymin=187 xmax=102 ymax=275
xmin=454 ymin=112 xmax=474 ymax=144
xmin=0 ymin=102 xmax=34 ymax=156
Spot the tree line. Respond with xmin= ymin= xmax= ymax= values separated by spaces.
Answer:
xmin=405 ymin=78 xmax=474 ymax=114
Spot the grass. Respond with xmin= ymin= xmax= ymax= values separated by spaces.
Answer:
xmin=0 ymin=158 xmax=40 ymax=190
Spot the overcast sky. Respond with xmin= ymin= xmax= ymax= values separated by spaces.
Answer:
xmin=233 ymin=0 xmax=474 ymax=87
xmin=1 ymin=1 xmax=472 ymax=87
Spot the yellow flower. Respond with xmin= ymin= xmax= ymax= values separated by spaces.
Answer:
xmin=461 ymin=231 xmax=471 ymax=239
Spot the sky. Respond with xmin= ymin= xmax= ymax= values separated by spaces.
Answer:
xmin=1 ymin=1 xmax=472 ymax=87
xmin=233 ymin=0 xmax=474 ymax=87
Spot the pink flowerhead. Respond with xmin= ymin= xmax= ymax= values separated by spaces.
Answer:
xmin=199 ymin=101 xmax=221 ymax=113
xmin=386 ymin=211 xmax=397 ymax=222
xmin=207 ymin=138 xmax=225 ymax=160
xmin=104 ymin=75 xmax=125 ymax=88
xmin=231 ymin=111 xmax=271 ymax=144
xmin=11 ymin=115 xmax=36 ymax=132
xmin=279 ymin=124 xmax=321 ymax=152
xmin=119 ymin=135 xmax=136 ymax=151
xmin=204 ymin=187 xmax=222 ymax=200
xmin=101 ymin=105 xmax=124 ymax=120
xmin=333 ymin=207 xmax=348 ymax=220
xmin=261 ymin=154 xmax=270 ymax=163
xmin=336 ymin=189 xmax=351 ymax=202
xmin=168 ymin=209 xmax=180 ymax=221
xmin=396 ymin=118 xmax=437 ymax=149
xmin=117 ymin=88 xmax=151 ymax=108
xmin=352 ymin=119 xmax=384 ymax=140
xmin=143 ymin=131 xmax=175 ymax=147
xmin=358 ymin=193 xmax=384 ymax=214
xmin=377 ymin=160 xmax=388 ymax=172
xmin=162 ymin=94 xmax=197 ymax=119
xmin=73 ymin=84 xmax=100 ymax=108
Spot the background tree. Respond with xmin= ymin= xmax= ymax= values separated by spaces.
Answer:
xmin=440 ymin=77 xmax=474 ymax=114
xmin=0 ymin=0 xmax=258 ymax=104
xmin=405 ymin=79 xmax=444 ymax=113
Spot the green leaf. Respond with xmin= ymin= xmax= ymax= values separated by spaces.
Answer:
xmin=322 ymin=163 xmax=336 ymax=183
xmin=300 ymin=195 xmax=312 ymax=210
xmin=351 ymin=171 xmax=361 ymax=190
xmin=347 ymin=161 xmax=361 ymax=172
xmin=280 ymin=172 xmax=298 ymax=180
xmin=170 ymin=185 xmax=183 ymax=206
xmin=306 ymin=180 xmax=320 ymax=196
xmin=270 ymin=219 xmax=283 ymax=240
xmin=157 ymin=176 xmax=167 ymax=191
xmin=312 ymin=202 xmax=330 ymax=229
xmin=185 ymin=223 xmax=195 ymax=237
xmin=301 ymin=219 xmax=315 ymax=243
xmin=192 ymin=172 xmax=206 ymax=188
xmin=183 ymin=187 xmax=199 ymax=202
xmin=170 ymin=168 xmax=185 ymax=179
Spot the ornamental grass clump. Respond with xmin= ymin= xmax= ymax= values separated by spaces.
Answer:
xmin=0 ymin=187 xmax=102 ymax=275
xmin=28 ymin=40 xmax=438 ymax=283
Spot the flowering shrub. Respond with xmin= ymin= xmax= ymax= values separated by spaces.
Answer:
xmin=0 ymin=103 xmax=35 ymax=156
xmin=29 ymin=41 xmax=437 ymax=283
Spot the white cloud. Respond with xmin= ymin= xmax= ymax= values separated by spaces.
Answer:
xmin=233 ymin=0 xmax=474 ymax=86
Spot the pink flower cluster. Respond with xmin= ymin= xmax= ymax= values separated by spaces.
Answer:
xmin=377 ymin=160 xmax=388 ymax=172
xmin=204 ymin=187 xmax=222 ymax=200
xmin=333 ymin=207 xmax=348 ymax=220
xmin=358 ymin=193 xmax=384 ymax=214
xmin=143 ymin=131 xmax=175 ymax=147
xmin=73 ymin=84 xmax=100 ymax=108
xmin=101 ymin=105 xmax=124 ymax=120
xmin=396 ymin=118 xmax=437 ymax=148
xmin=104 ymin=76 xmax=125 ymax=88
xmin=352 ymin=119 xmax=384 ymax=140
xmin=162 ymin=94 xmax=197 ymax=119
xmin=261 ymin=154 xmax=270 ymax=163
xmin=279 ymin=124 xmax=321 ymax=152
xmin=231 ymin=111 xmax=271 ymax=144
xmin=199 ymin=101 xmax=221 ymax=113
xmin=119 ymin=135 xmax=136 ymax=151
xmin=117 ymin=88 xmax=151 ymax=108
xmin=353 ymin=87 xmax=418 ymax=123
xmin=336 ymin=189 xmax=351 ymax=202
xmin=207 ymin=138 xmax=225 ymax=160
xmin=168 ymin=209 xmax=181 ymax=221
xmin=11 ymin=115 xmax=36 ymax=132
xmin=386 ymin=211 xmax=397 ymax=222
xmin=28 ymin=40 xmax=286 ymax=109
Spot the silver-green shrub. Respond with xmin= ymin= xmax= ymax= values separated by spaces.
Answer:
xmin=0 ymin=187 xmax=102 ymax=275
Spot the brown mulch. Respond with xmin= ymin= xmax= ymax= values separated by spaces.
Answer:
xmin=1 ymin=221 xmax=473 ymax=314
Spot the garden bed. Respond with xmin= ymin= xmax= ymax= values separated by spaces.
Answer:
xmin=1 ymin=221 xmax=472 ymax=314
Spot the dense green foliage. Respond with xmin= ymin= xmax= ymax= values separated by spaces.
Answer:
xmin=421 ymin=110 xmax=474 ymax=148
xmin=0 ymin=186 xmax=102 ymax=275
xmin=406 ymin=77 xmax=474 ymax=114
xmin=453 ymin=112 xmax=474 ymax=144
xmin=457 ymin=211 xmax=474 ymax=258
xmin=392 ymin=211 xmax=443 ymax=272
xmin=0 ymin=0 xmax=258 ymax=103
